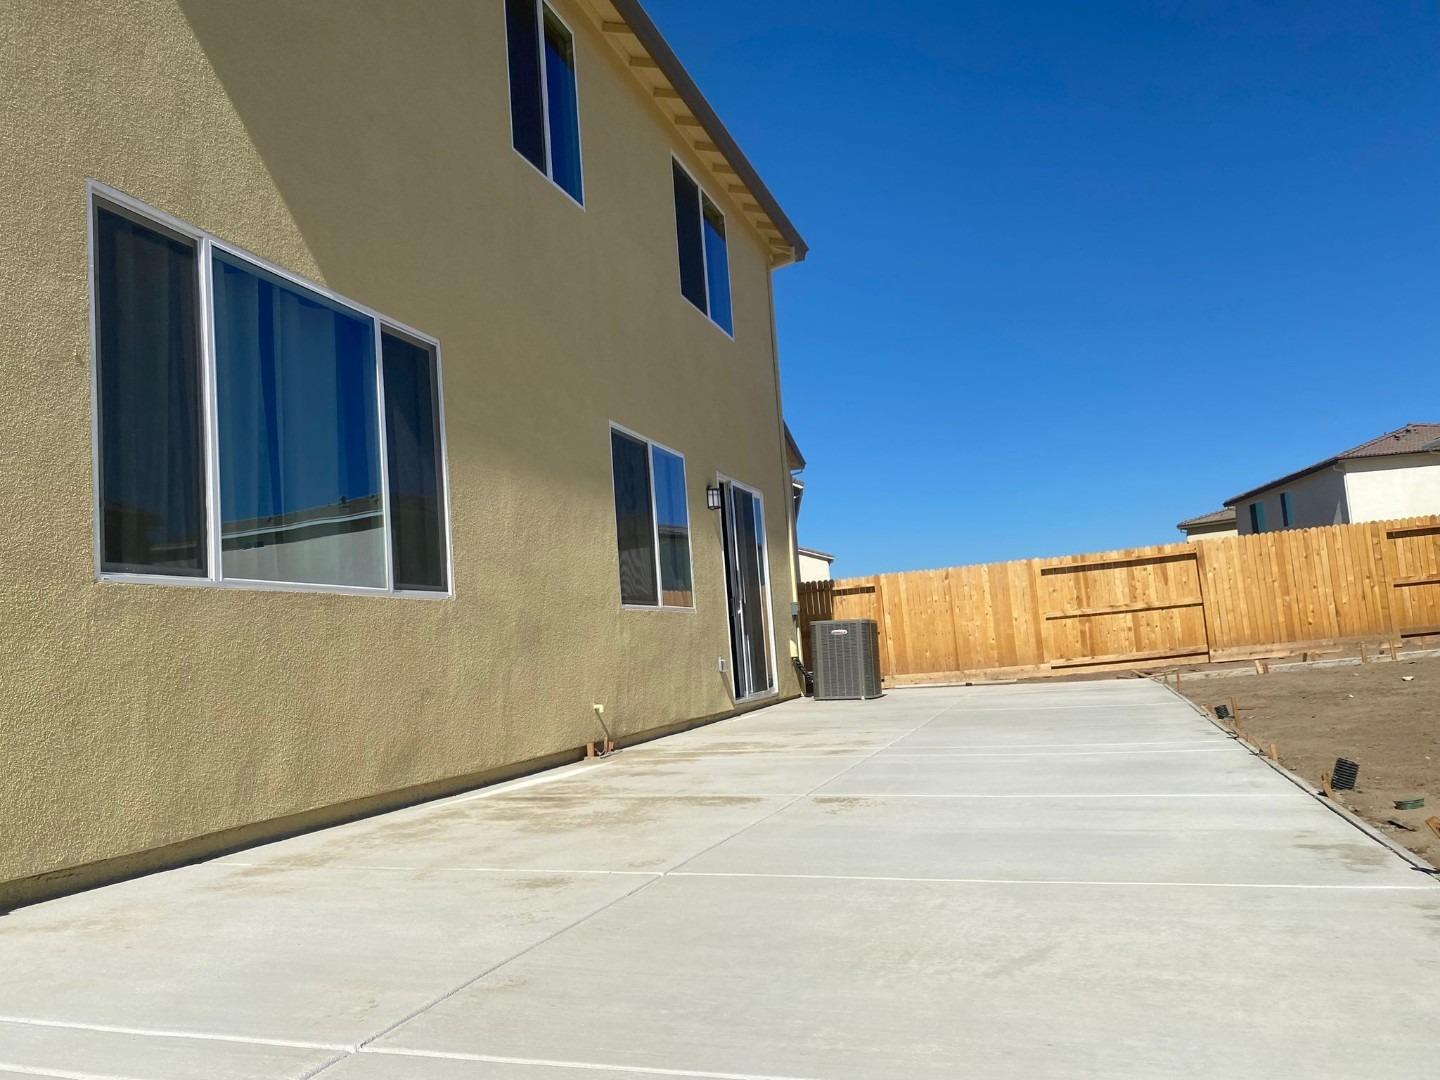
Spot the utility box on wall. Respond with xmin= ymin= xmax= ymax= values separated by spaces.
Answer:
xmin=810 ymin=619 xmax=883 ymax=700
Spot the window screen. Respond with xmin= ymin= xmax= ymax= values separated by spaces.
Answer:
xmin=612 ymin=429 xmax=658 ymax=606
xmin=672 ymin=161 xmax=707 ymax=312
xmin=93 ymin=206 xmax=207 ymax=576
xmin=505 ymin=0 xmax=547 ymax=172
xmin=383 ymin=332 xmax=448 ymax=591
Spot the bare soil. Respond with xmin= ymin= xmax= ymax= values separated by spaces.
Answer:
xmin=1180 ymin=654 xmax=1440 ymax=868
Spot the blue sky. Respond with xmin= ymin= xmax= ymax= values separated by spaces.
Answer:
xmin=643 ymin=1 xmax=1440 ymax=577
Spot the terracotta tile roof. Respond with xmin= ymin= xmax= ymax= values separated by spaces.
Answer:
xmin=1177 ymin=507 xmax=1236 ymax=530
xmin=1227 ymin=423 xmax=1440 ymax=504
xmin=1336 ymin=422 xmax=1440 ymax=459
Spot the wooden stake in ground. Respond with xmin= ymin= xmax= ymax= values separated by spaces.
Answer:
xmin=1267 ymin=743 xmax=1278 ymax=761
xmin=1320 ymin=772 xmax=1335 ymax=799
xmin=1359 ymin=642 xmax=1369 ymax=664
xmin=1426 ymin=817 xmax=1440 ymax=840
xmin=1227 ymin=695 xmax=1244 ymax=734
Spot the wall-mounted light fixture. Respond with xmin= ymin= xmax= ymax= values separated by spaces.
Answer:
xmin=706 ymin=485 xmax=723 ymax=511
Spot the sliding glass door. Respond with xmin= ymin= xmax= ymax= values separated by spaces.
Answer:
xmin=721 ymin=479 xmax=774 ymax=700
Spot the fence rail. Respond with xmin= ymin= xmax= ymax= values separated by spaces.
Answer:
xmin=798 ymin=515 xmax=1440 ymax=684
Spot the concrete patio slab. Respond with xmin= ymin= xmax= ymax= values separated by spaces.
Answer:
xmin=371 ymin=873 xmax=1439 ymax=1080
xmin=0 ymin=861 xmax=648 ymax=1046
xmin=0 ymin=1021 xmax=334 ymax=1080
xmin=527 ymin=749 xmax=872 ymax=798
xmin=816 ymin=744 xmax=1301 ymax=798
xmin=678 ymin=791 xmax=1419 ymax=886
xmin=321 ymin=1055 xmax=661 ymax=1079
xmin=218 ymin=792 xmax=790 ymax=874
xmin=2 ymin=680 xmax=1436 ymax=1080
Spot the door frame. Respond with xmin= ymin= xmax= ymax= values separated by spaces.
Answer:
xmin=716 ymin=473 xmax=780 ymax=704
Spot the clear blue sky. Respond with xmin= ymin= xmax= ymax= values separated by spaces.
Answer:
xmin=644 ymin=1 xmax=1440 ymax=578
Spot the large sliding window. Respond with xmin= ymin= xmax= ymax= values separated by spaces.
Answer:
xmin=610 ymin=426 xmax=693 ymax=609
xmin=89 ymin=186 xmax=452 ymax=596
xmin=506 ymin=0 xmax=583 ymax=204
xmin=672 ymin=159 xmax=733 ymax=335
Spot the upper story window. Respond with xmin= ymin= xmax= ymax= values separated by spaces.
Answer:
xmin=1248 ymin=502 xmax=1266 ymax=533
xmin=506 ymin=0 xmax=583 ymax=205
xmin=1280 ymin=491 xmax=1294 ymax=528
xmin=91 ymin=186 xmax=451 ymax=597
xmin=672 ymin=159 xmax=733 ymax=335
xmin=610 ymin=426 xmax=694 ymax=609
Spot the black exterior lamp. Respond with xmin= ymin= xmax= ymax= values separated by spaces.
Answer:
xmin=706 ymin=485 xmax=723 ymax=511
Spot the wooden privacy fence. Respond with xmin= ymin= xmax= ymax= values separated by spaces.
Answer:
xmin=798 ymin=515 xmax=1440 ymax=684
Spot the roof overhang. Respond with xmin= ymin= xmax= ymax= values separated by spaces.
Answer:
xmin=783 ymin=422 xmax=806 ymax=472
xmin=1226 ymin=459 xmax=1340 ymax=506
xmin=580 ymin=0 xmax=807 ymax=267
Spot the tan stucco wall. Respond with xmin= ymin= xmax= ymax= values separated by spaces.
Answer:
xmin=0 ymin=0 xmax=801 ymax=902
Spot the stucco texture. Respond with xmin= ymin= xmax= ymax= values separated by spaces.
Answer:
xmin=0 ymin=0 xmax=801 ymax=901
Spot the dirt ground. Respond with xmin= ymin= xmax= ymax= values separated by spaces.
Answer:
xmin=1179 ymin=654 xmax=1440 ymax=868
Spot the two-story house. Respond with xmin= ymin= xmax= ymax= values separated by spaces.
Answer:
xmin=1228 ymin=423 xmax=1440 ymax=534
xmin=1 ymin=0 xmax=808 ymax=908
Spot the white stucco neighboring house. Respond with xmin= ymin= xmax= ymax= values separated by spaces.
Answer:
xmin=1227 ymin=423 xmax=1440 ymax=535
xmin=797 ymin=547 xmax=835 ymax=582
xmin=1177 ymin=507 xmax=1238 ymax=541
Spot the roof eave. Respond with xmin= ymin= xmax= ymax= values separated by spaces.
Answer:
xmin=603 ymin=0 xmax=807 ymax=262
xmin=1225 ymin=458 xmax=1339 ymax=506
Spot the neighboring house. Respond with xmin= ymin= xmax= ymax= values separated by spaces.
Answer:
xmin=2 ymin=0 xmax=808 ymax=907
xmin=1228 ymin=424 xmax=1440 ymax=535
xmin=1176 ymin=508 xmax=1238 ymax=542
xmin=798 ymin=548 xmax=836 ymax=581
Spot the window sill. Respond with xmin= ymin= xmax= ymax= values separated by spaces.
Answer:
xmin=97 ymin=571 xmax=453 ymax=601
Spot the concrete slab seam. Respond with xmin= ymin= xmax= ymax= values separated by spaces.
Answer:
xmin=356 ymin=1045 xmax=825 ymax=1080
xmin=666 ymin=871 xmax=1434 ymax=891
xmin=0 ymin=1016 xmax=347 ymax=1052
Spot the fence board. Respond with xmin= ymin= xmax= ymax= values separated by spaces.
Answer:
xmin=797 ymin=515 xmax=1440 ymax=684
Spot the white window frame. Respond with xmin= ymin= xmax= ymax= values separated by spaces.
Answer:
xmin=609 ymin=421 xmax=696 ymax=613
xmin=86 ymin=180 xmax=456 ymax=600
xmin=716 ymin=473 xmax=778 ymax=702
xmin=505 ymin=0 xmax=586 ymax=210
xmin=671 ymin=155 xmax=735 ymax=340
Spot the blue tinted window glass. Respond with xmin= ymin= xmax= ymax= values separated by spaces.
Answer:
xmin=702 ymin=196 xmax=733 ymax=334
xmin=543 ymin=8 xmax=583 ymax=202
xmin=212 ymin=253 xmax=385 ymax=587
xmin=93 ymin=206 xmax=207 ymax=576
xmin=1280 ymin=492 xmax=1293 ymax=527
xmin=651 ymin=446 xmax=692 ymax=606
xmin=506 ymin=0 xmax=547 ymax=172
xmin=382 ymin=332 xmax=447 ymax=592
xmin=672 ymin=162 xmax=706 ymax=312
xmin=1249 ymin=502 xmax=1265 ymax=533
